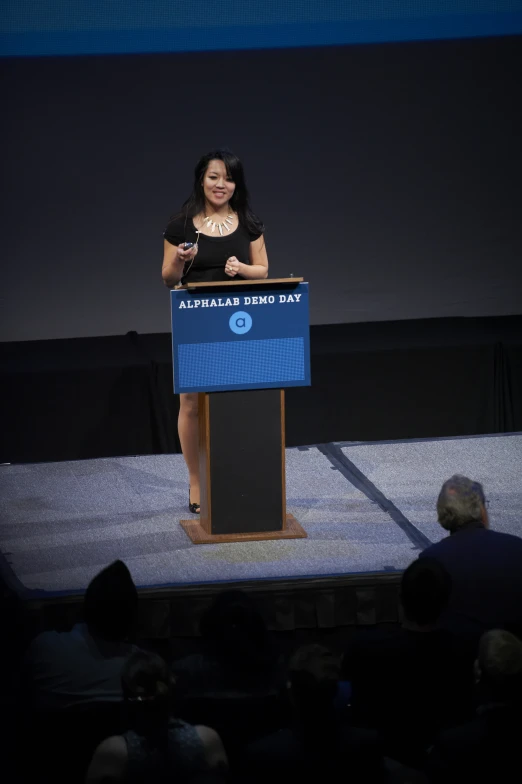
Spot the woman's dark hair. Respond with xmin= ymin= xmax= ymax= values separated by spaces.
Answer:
xmin=122 ymin=650 xmax=176 ymax=747
xmin=175 ymin=148 xmax=264 ymax=237
xmin=122 ymin=650 xmax=174 ymax=702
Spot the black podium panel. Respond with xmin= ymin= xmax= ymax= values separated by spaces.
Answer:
xmin=207 ymin=389 xmax=284 ymax=534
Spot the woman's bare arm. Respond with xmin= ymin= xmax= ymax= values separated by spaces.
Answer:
xmin=162 ymin=239 xmax=197 ymax=288
xmin=195 ymin=725 xmax=228 ymax=771
xmin=225 ymin=235 xmax=268 ymax=280
xmin=85 ymin=736 xmax=127 ymax=783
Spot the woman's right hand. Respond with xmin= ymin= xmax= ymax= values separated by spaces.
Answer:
xmin=162 ymin=239 xmax=197 ymax=288
xmin=177 ymin=243 xmax=198 ymax=264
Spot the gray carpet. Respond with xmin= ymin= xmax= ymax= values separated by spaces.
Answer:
xmin=340 ymin=434 xmax=522 ymax=542
xmin=1 ymin=435 xmax=521 ymax=597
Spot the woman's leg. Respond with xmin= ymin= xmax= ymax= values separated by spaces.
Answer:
xmin=178 ymin=393 xmax=200 ymax=506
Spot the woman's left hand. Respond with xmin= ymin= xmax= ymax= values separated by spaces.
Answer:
xmin=225 ymin=257 xmax=242 ymax=277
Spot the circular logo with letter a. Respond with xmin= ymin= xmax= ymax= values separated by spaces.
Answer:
xmin=229 ymin=311 xmax=252 ymax=335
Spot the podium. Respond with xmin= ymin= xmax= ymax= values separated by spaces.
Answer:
xmin=170 ymin=278 xmax=310 ymax=544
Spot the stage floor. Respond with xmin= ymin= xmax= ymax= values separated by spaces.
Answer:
xmin=1 ymin=433 xmax=521 ymax=600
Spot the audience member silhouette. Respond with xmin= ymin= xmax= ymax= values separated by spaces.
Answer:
xmin=426 ymin=628 xmax=522 ymax=783
xmin=24 ymin=559 xmax=139 ymax=710
xmin=86 ymin=649 xmax=227 ymax=783
xmin=419 ymin=474 xmax=522 ymax=643
xmin=239 ymin=644 xmax=388 ymax=783
xmin=173 ymin=589 xmax=283 ymax=695
xmin=342 ymin=558 xmax=474 ymax=767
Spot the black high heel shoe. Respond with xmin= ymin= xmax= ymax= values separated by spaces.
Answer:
xmin=189 ymin=488 xmax=200 ymax=515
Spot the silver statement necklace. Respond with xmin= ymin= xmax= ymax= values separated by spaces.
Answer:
xmin=202 ymin=213 xmax=234 ymax=236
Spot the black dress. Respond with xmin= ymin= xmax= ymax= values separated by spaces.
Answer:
xmin=123 ymin=718 xmax=208 ymax=782
xmin=164 ymin=215 xmax=262 ymax=284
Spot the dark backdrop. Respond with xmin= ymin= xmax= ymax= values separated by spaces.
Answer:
xmin=2 ymin=34 xmax=521 ymax=342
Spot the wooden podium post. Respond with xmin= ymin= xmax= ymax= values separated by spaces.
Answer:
xmin=171 ymin=278 xmax=309 ymax=544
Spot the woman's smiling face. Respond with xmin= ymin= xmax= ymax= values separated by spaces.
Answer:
xmin=202 ymin=159 xmax=236 ymax=211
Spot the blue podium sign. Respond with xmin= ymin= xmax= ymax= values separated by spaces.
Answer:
xmin=170 ymin=282 xmax=310 ymax=393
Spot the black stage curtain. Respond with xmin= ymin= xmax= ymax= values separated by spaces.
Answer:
xmin=1 ymin=316 xmax=521 ymax=464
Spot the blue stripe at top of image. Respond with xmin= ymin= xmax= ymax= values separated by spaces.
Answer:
xmin=2 ymin=13 xmax=522 ymax=57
